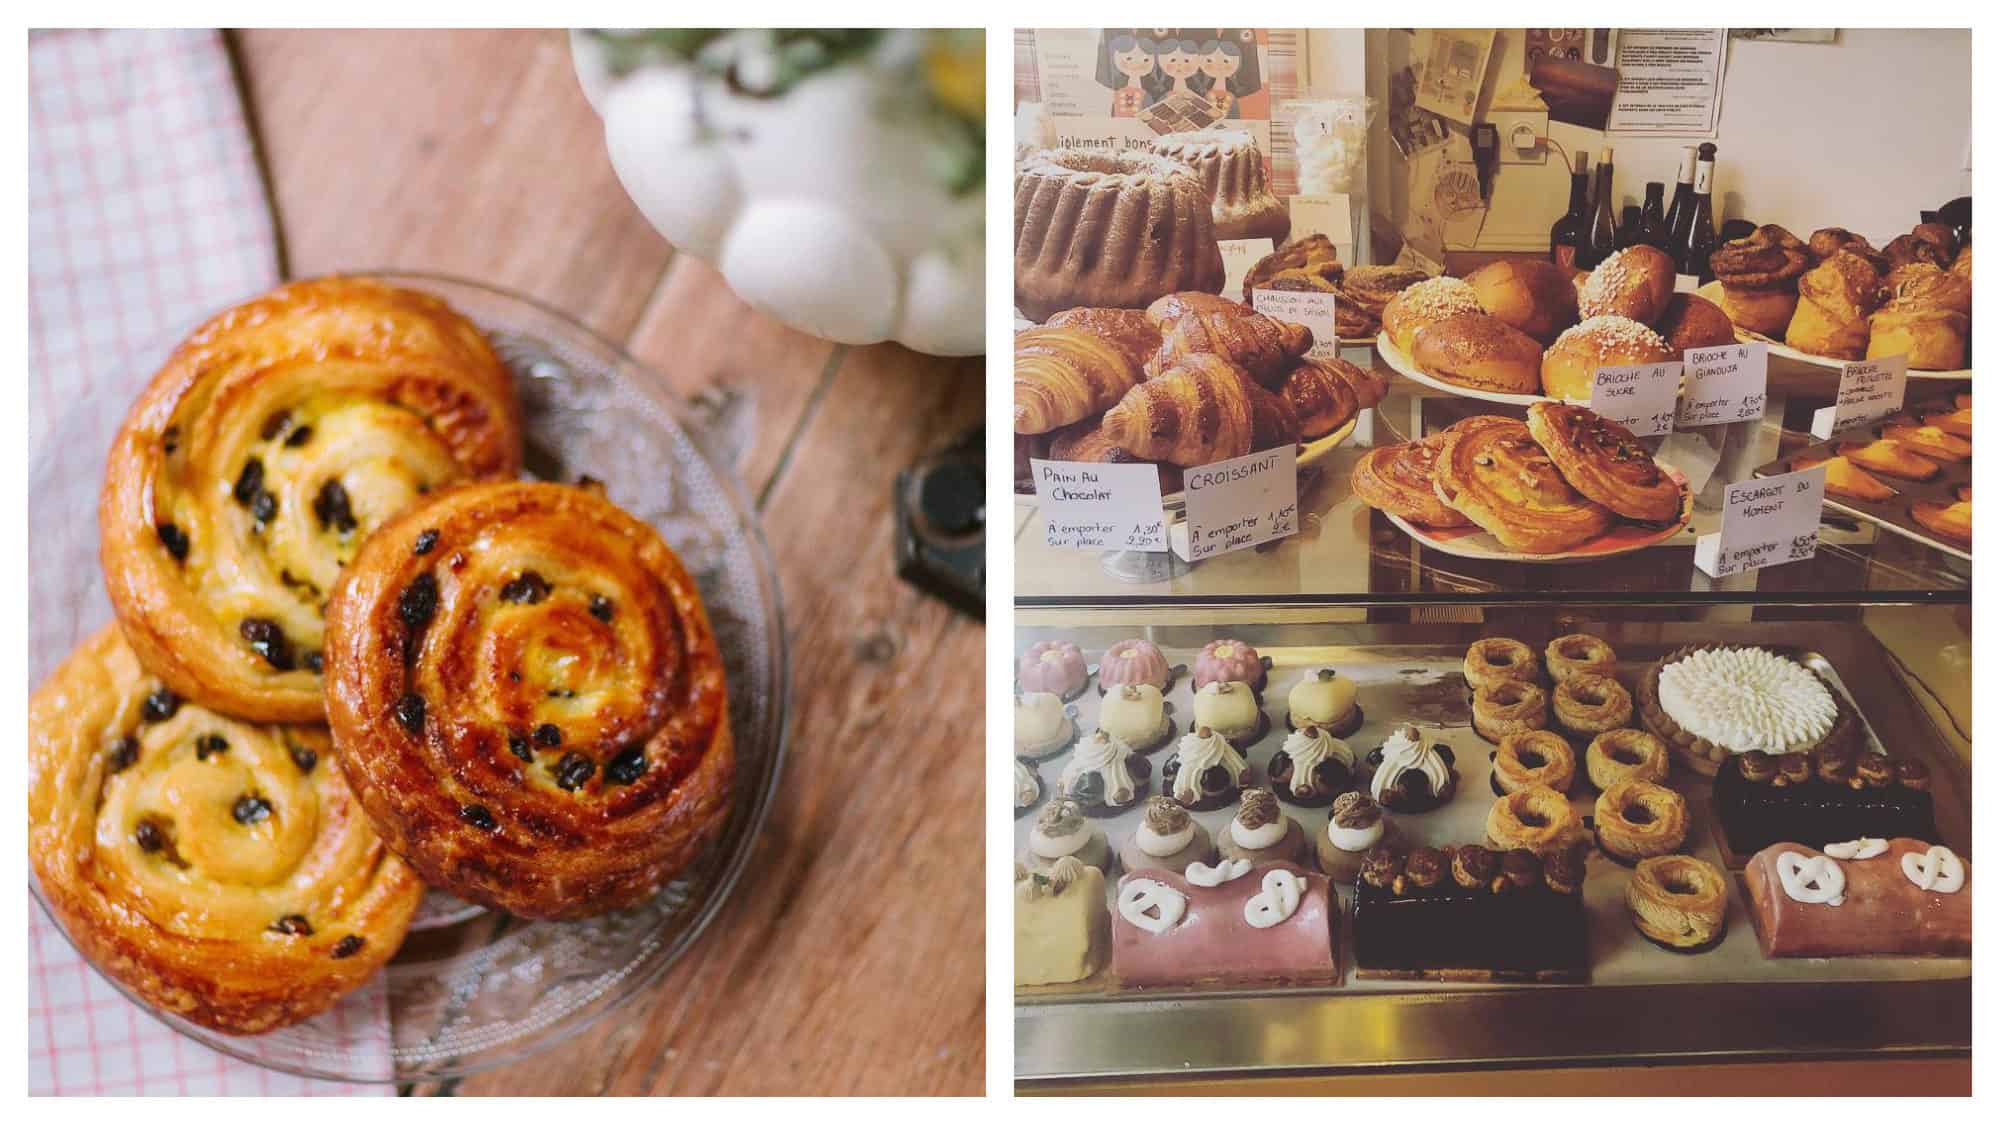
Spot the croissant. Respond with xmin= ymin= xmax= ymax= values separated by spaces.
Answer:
xmin=1013 ymin=324 xmax=1148 ymax=434
xmin=1279 ymin=357 xmax=1360 ymax=438
xmin=1043 ymin=307 xmax=1164 ymax=371
xmin=1786 ymin=251 xmax=1887 ymax=360
xmin=1144 ymin=292 xmax=1313 ymax=387
xmin=1101 ymin=355 xmax=1296 ymax=467
xmin=1046 ymin=419 xmax=1184 ymax=494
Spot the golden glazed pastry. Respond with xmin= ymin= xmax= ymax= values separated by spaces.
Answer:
xmin=1653 ymin=292 xmax=1737 ymax=353
xmin=1923 ymin=406 xmax=1973 ymax=440
xmin=1012 ymin=324 xmax=1148 ymax=434
xmin=1433 ymin=418 xmax=1616 ymax=553
xmin=323 ymin=481 xmax=733 ymax=920
xmin=1626 ymin=855 xmax=1729 ymax=951
xmin=1484 ymin=785 xmax=1582 ymax=855
xmin=1869 ymin=300 xmax=1969 ymax=370
xmin=1786 ymin=251 xmax=1887 ymax=361
xmin=1242 ymin=233 xmax=1343 ymax=302
xmin=1525 ymin=402 xmax=1684 ymax=523
xmin=1879 ymin=423 xmax=1971 ymax=463
xmin=1545 ymin=633 xmax=1617 ymax=683
xmin=29 ymin=627 xmax=423 ymax=1033
xmin=1350 ymin=435 xmax=1472 ymax=529
xmin=1410 ymin=312 xmax=1545 ymax=395
xmin=1577 ymin=244 xmax=1676 ymax=325
xmin=1585 ymin=728 xmax=1671 ymax=791
xmin=99 ymin=277 xmax=525 ymax=722
xmin=1463 ymin=636 xmax=1539 ymax=690
xmin=1144 ymin=291 xmax=1312 ymax=386
xmin=1711 ymin=224 xmax=1811 ymax=336
xmin=1381 ymin=276 xmax=1482 ymax=353
xmin=1593 ymin=779 xmax=1688 ymax=863
xmin=1046 ymin=421 xmax=1184 ymax=495
xmin=1043 ymin=307 xmax=1165 ymax=369
xmin=1911 ymin=494 xmax=1972 ymax=545
xmin=1492 ymin=729 xmax=1576 ymax=796
xmin=1463 ymin=257 xmax=1580 ymax=345
xmin=1540 ymin=316 xmax=1674 ymax=403
xmin=1472 ymin=679 xmax=1550 ymax=743
xmin=1101 ymin=354 xmax=1299 ymax=467
xmin=1837 ymin=438 xmax=1941 ymax=481
xmin=1278 ymin=357 xmax=1360 ymax=439
xmin=1552 ymin=672 xmax=1634 ymax=736
xmin=1806 ymin=227 xmax=1883 ymax=269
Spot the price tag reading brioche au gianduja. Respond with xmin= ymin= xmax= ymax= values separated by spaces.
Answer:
xmin=1031 ymin=459 xmax=1166 ymax=552
xmin=1182 ymin=445 xmax=1299 ymax=561
xmin=1694 ymin=464 xmax=1827 ymax=578
xmin=1588 ymin=360 xmax=1683 ymax=437
xmin=1677 ymin=342 xmax=1769 ymax=428
xmin=1251 ymin=288 xmax=1340 ymax=358
xmin=1810 ymin=354 xmax=1909 ymax=439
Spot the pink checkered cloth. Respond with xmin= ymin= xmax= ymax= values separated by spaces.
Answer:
xmin=28 ymin=29 xmax=394 ymax=1096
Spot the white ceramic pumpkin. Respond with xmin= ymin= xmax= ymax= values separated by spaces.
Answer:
xmin=573 ymin=30 xmax=984 ymax=358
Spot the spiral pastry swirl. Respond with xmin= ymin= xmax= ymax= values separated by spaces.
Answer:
xmin=29 ymin=627 xmax=423 ymax=1033
xmin=324 ymin=480 xmax=734 ymax=919
xmin=100 ymin=277 xmax=525 ymax=722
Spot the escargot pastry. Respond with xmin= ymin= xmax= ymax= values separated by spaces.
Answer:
xmin=1432 ymin=417 xmax=1616 ymax=554
xmin=29 ymin=627 xmax=423 ymax=1033
xmin=322 ymin=481 xmax=732 ymax=920
xmin=99 ymin=278 xmax=525 ymax=722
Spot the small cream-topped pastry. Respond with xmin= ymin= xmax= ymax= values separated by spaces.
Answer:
xmin=1192 ymin=680 xmax=1266 ymax=747
xmin=1060 ymin=730 xmax=1151 ymax=814
xmin=1287 ymin=668 xmax=1362 ymax=736
xmin=1215 ymin=787 xmax=1310 ymax=866
xmin=1098 ymin=683 xmax=1173 ymax=752
xmin=1366 ymin=724 xmax=1458 ymax=812
xmin=1315 ymin=791 xmax=1395 ymax=882
xmin=1022 ymin=797 xmax=1111 ymax=876
xmin=1268 ymin=724 xmax=1356 ymax=806
xmin=1116 ymin=795 xmax=1218 ymax=874
xmin=1163 ymin=725 xmax=1250 ymax=810
xmin=1014 ymin=760 xmax=1043 ymax=817
xmin=1015 ymin=691 xmax=1074 ymax=759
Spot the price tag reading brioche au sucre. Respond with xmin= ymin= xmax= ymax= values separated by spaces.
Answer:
xmin=1810 ymin=354 xmax=1909 ymax=440
xmin=1031 ymin=459 xmax=1166 ymax=552
xmin=1677 ymin=342 xmax=1768 ymax=428
xmin=1181 ymin=445 xmax=1298 ymax=561
xmin=1587 ymin=360 xmax=1683 ymax=437
xmin=1251 ymin=288 xmax=1340 ymax=358
xmin=1694 ymin=464 xmax=1827 ymax=578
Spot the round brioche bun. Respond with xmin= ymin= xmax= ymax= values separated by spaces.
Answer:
xmin=1465 ymin=258 xmax=1580 ymax=346
xmin=1541 ymin=315 xmax=1674 ymax=402
xmin=1382 ymin=276 xmax=1482 ymax=353
xmin=1411 ymin=312 xmax=1544 ymax=395
xmin=1578 ymin=245 xmax=1676 ymax=326
xmin=1654 ymin=293 xmax=1737 ymax=353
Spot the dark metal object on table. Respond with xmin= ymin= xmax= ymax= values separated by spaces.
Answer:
xmin=895 ymin=426 xmax=984 ymax=618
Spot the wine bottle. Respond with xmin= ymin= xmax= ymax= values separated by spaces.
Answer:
xmin=1548 ymin=150 xmax=1591 ymax=270
xmin=1677 ymin=143 xmax=1718 ymax=288
xmin=1578 ymin=146 xmax=1617 ymax=270
xmin=1638 ymin=182 xmax=1670 ymax=250
xmin=1616 ymin=205 xmax=1642 ymax=250
xmin=1663 ymin=146 xmax=1697 ymax=252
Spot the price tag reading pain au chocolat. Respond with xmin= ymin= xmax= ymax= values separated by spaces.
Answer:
xmin=1588 ymin=360 xmax=1682 ymax=437
xmin=1032 ymin=459 xmax=1168 ymax=552
xmin=1182 ymin=446 xmax=1299 ymax=562
xmin=1694 ymin=464 xmax=1828 ymax=579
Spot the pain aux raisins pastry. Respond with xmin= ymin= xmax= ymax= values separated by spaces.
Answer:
xmin=1638 ymin=643 xmax=1860 ymax=776
xmin=1097 ymin=638 xmax=1173 ymax=693
xmin=1162 ymin=725 xmax=1252 ymax=811
xmin=1316 ymin=791 xmax=1396 ymax=883
xmin=1015 ymin=690 xmax=1077 ymax=759
xmin=1366 ymin=724 xmax=1457 ymax=813
xmin=1216 ymin=788 xmax=1310 ymax=866
xmin=98 ymin=277 xmax=525 ymax=722
xmin=1060 ymin=730 xmax=1152 ymax=816
xmin=322 ymin=480 xmax=732 ymax=920
xmin=1525 ymin=403 xmax=1686 ymax=524
xmin=1285 ymin=667 xmax=1362 ymax=737
xmin=1710 ymin=746 xmax=1938 ymax=867
xmin=1268 ymin=723 xmax=1357 ymax=806
xmin=1743 ymin=838 xmax=1968 ymax=958
xmin=1592 ymin=780 xmax=1689 ymax=864
xmin=1472 ymin=678 xmax=1549 ymax=742
xmin=1014 ymin=858 xmax=1110 ymax=987
xmin=1018 ymin=640 xmax=1089 ymax=700
xmin=1118 ymin=795 xmax=1218 ymax=875
xmin=1626 ymin=855 xmax=1730 ymax=953
xmin=1352 ymin=842 xmax=1588 ymax=982
xmin=1491 ymin=729 xmax=1576 ymax=797
xmin=1111 ymin=860 xmax=1337 ymax=987
xmin=29 ymin=627 xmax=423 ymax=1033
xmin=1349 ymin=434 xmax=1473 ymax=530
xmin=1190 ymin=680 xmax=1269 ymax=748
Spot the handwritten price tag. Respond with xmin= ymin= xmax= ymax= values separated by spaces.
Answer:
xmin=1181 ymin=446 xmax=1299 ymax=562
xmin=1252 ymin=288 xmax=1341 ymax=358
xmin=1219 ymin=238 xmax=1277 ymax=305
xmin=1677 ymin=343 xmax=1768 ymax=428
xmin=1031 ymin=459 xmax=1167 ymax=552
xmin=1694 ymin=465 xmax=1827 ymax=578
xmin=1810 ymin=354 xmax=1909 ymax=439
xmin=1588 ymin=361 xmax=1683 ymax=437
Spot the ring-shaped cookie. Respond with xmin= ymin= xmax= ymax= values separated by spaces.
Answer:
xmin=1626 ymin=855 xmax=1729 ymax=952
xmin=1585 ymin=728 xmax=1671 ymax=791
xmin=1594 ymin=779 xmax=1689 ymax=864
xmin=1472 ymin=679 xmax=1549 ymax=743
xmin=1463 ymin=637 xmax=1539 ymax=691
xmin=1553 ymin=672 xmax=1634 ymax=735
xmin=1492 ymin=729 xmax=1576 ymax=796
xmin=1545 ymin=633 xmax=1618 ymax=683
xmin=1484 ymin=784 xmax=1582 ymax=854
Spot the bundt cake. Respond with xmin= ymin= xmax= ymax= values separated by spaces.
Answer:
xmin=1014 ymin=149 xmax=1226 ymax=322
xmin=1151 ymin=131 xmax=1290 ymax=243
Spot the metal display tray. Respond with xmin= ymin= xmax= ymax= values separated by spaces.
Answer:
xmin=1755 ymin=438 xmax=1970 ymax=563
xmin=1013 ymin=621 xmax=1970 ymax=1084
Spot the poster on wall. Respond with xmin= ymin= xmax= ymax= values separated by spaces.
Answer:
xmin=1606 ymin=28 xmax=1728 ymax=138
xmin=1413 ymin=29 xmax=1496 ymax=125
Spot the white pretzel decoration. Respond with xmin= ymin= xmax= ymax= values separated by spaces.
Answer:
xmin=1243 ymin=869 xmax=1305 ymax=930
xmin=1900 ymin=845 xmax=1965 ymax=894
xmin=1823 ymin=838 xmax=1888 ymax=860
xmin=1775 ymin=851 xmax=1846 ymax=906
xmin=1117 ymin=879 xmax=1187 ymax=935
xmin=1185 ymin=857 xmax=1252 ymax=887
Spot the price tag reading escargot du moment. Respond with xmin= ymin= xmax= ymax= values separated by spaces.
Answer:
xmin=1587 ymin=360 xmax=1683 ymax=438
xmin=1181 ymin=445 xmax=1299 ymax=562
xmin=1694 ymin=464 xmax=1828 ymax=579
xmin=1031 ymin=459 xmax=1167 ymax=552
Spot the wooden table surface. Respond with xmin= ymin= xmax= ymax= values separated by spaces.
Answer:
xmin=231 ymin=28 xmax=984 ymax=1096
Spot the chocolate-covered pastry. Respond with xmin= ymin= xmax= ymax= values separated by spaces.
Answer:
xmin=1813 ymin=748 xmax=1855 ymax=786
xmin=1775 ymin=752 xmax=1811 ymax=787
xmin=1896 ymin=760 xmax=1932 ymax=792
xmin=1501 ymin=848 xmax=1542 ymax=892
xmin=1353 ymin=839 xmax=1590 ymax=981
xmin=1737 ymin=750 xmax=1776 ymax=784
xmin=1399 ymin=846 xmax=1447 ymax=894
xmin=1713 ymin=749 xmax=1939 ymax=868
xmin=1452 ymin=844 xmax=1501 ymax=892
xmin=1543 ymin=847 xmax=1586 ymax=895
xmin=1360 ymin=844 xmax=1406 ymax=890
xmin=1854 ymin=753 xmax=1894 ymax=789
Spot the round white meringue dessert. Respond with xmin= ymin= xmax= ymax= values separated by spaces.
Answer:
xmin=1656 ymin=648 xmax=1838 ymax=755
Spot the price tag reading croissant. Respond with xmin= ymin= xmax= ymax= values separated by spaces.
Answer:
xmin=1251 ymin=288 xmax=1340 ymax=358
xmin=1694 ymin=465 xmax=1827 ymax=578
xmin=1677 ymin=343 xmax=1768 ymax=428
xmin=1810 ymin=354 xmax=1909 ymax=440
xmin=1181 ymin=446 xmax=1299 ymax=562
xmin=1587 ymin=361 xmax=1682 ymax=438
xmin=1031 ymin=459 xmax=1167 ymax=552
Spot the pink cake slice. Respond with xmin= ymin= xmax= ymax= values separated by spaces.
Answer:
xmin=1111 ymin=860 xmax=1337 ymax=986
xmin=1743 ymin=838 xmax=1970 ymax=958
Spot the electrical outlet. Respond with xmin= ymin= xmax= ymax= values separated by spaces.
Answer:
xmin=1489 ymin=108 xmax=1548 ymax=165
